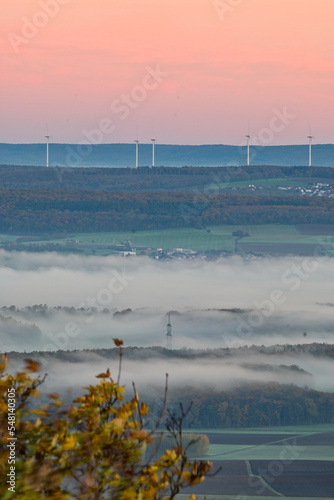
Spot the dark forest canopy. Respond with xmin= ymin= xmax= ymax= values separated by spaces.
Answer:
xmin=7 ymin=341 xmax=334 ymax=361
xmin=1 ymin=164 xmax=334 ymax=192
xmin=0 ymin=186 xmax=334 ymax=234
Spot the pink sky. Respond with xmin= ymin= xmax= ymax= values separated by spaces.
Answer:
xmin=1 ymin=0 xmax=334 ymax=145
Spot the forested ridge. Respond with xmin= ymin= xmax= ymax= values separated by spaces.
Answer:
xmin=1 ymin=187 xmax=334 ymax=233
xmin=1 ymin=164 xmax=334 ymax=192
xmin=7 ymin=337 xmax=334 ymax=360
xmin=161 ymin=383 xmax=334 ymax=428
xmin=6 ymin=344 xmax=334 ymax=428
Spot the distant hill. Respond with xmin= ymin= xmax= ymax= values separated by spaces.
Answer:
xmin=1 ymin=143 xmax=334 ymax=168
xmin=1 ymin=164 xmax=334 ymax=193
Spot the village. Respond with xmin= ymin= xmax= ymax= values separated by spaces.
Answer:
xmin=245 ymin=181 xmax=334 ymax=197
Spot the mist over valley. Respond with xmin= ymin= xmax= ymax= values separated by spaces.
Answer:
xmin=1 ymin=250 xmax=334 ymax=397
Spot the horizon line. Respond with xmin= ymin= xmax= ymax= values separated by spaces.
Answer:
xmin=1 ymin=142 xmax=334 ymax=147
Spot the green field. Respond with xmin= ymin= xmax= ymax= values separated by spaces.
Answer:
xmin=198 ymin=423 xmax=334 ymax=434
xmin=0 ymin=234 xmax=20 ymax=242
xmin=8 ymin=228 xmax=236 ymax=252
xmin=195 ymin=423 xmax=334 ymax=461
xmin=209 ymin=224 xmax=300 ymax=236
xmin=182 ymin=424 xmax=334 ymax=499
xmin=2 ymin=224 xmax=334 ymax=255
xmin=69 ymin=228 xmax=235 ymax=251
xmin=205 ymin=444 xmax=334 ymax=461
xmin=212 ymin=224 xmax=334 ymax=246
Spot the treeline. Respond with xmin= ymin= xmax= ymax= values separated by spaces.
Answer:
xmin=6 ymin=341 xmax=334 ymax=362
xmin=0 ymin=165 xmax=333 ymax=192
xmin=150 ymin=383 xmax=334 ymax=428
xmin=5 ymin=347 xmax=334 ymax=428
xmin=0 ymin=188 xmax=334 ymax=233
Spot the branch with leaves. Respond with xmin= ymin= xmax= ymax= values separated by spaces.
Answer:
xmin=0 ymin=340 xmax=212 ymax=500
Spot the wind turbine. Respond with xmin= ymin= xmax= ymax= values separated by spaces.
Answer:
xmin=307 ymin=130 xmax=313 ymax=167
xmin=45 ymin=134 xmax=50 ymax=168
xmin=134 ymin=139 xmax=139 ymax=169
xmin=151 ymin=137 xmax=156 ymax=167
xmin=245 ymin=132 xmax=251 ymax=166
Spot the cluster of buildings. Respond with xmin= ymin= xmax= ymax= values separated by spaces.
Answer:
xmin=67 ymin=238 xmax=232 ymax=261
xmin=112 ymin=242 xmax=201 ymax=260
xmin=246 ymin=182 xmax=334 ymax=197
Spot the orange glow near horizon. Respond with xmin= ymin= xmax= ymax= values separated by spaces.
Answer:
xmin=1 ymin=0 xmax=334 ymax=144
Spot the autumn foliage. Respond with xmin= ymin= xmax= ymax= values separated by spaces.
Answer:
xmin=0 ymin=341 xmax=212 ymax=499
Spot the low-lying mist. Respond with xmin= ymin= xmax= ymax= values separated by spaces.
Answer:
xmin=7 ymin=348 xmax=334 ymax=396
xmin=2 ymin=306 xmax=334 ymax=353
xmin=1 ymin=248 xmax=334 ymax=396
xmin=1 ymin=250 xmax=334 ymax=353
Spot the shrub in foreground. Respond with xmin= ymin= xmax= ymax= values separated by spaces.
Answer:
xmin=0 ymin=340 xmax=212 ymax=500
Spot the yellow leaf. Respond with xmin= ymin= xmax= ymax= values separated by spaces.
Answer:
xmin=113 ymin=338 xmax=123 ymax=347
xmin=31 ymin=409 xmax=47 ymax=417
xmin=63 ymin=435 xmax=77 ymax=450
xmin=111 ymin=418 xmax=126 ymax=433
xmin=0 ymin=354 xmax=7 ymax=372
xmin=51 ymin=434 xmax=59 ymax=448
xmin=48 ymin=393 xmax=59 ymax=400
xmin=73 ymin=396 xmax=86 ymax=403
xmin=96 ymin=369 xmax=110 ymax=379
xmin=130 ymin=429 xmax=148 ymax=441
xmin=52 ymin=400 xmax=63 ymax=407
xmin=140 ymin=402 xmax=149 ymax=416
xmin=189 ymin=477 xmax=204 ymax=486
xmin=182 ymin=471 xmax=191 ymax=482
xmin=24 ymin=359 xmax=41 ymax=373
xmin=162 ymin=449 xmax=178 ymax=462
xmin=35 ymin=417 xmax=42 ymax=427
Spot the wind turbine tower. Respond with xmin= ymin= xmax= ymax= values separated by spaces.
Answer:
xmin=308 ymin=134 xmax=313 ymax=167
xmin=245 ymin=134 xmax=251 ymax=166
xmin=45 ymin=135 xmax=50 ymax=168
xmin=166 ymin=312 xmax=172 ymax=349
xmin=151 ymin=138 xmax=156 ymax=167
xmin=134 ymin=139 xmax=139 ymax=169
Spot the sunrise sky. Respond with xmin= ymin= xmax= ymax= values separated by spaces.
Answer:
xmin=1 ymin=0 xmax=334 ymax=145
